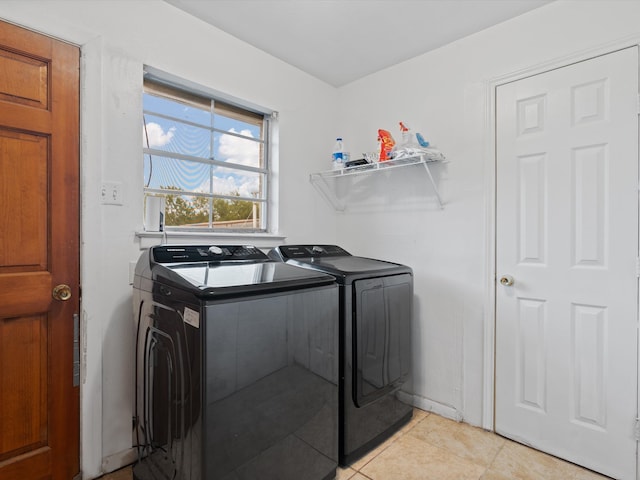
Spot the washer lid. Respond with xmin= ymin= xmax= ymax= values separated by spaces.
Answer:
xmin=137 ymin=245 xmax=336 ymax=299
xmin=156 ymin=262 xmax=335 ymax=299
xmin=168 ymin=261 xmax=333 ymax=290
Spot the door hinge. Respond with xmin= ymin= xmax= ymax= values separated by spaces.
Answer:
xmin=635 ymin=418 xmax=640 ymax=441
xmin=73 ymin=313 xmax=80 ymax=387
xmin=636 ymin=258 xmax=640 ymax=277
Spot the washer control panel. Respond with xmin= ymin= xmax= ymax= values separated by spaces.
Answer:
xmin=152 ymin=245 xmax=267 ymax=263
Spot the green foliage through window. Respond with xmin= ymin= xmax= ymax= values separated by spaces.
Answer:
xmin=158 ymin=187 xmax=258 ymax=227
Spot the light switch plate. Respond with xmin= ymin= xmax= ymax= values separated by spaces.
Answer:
xmin=101 ymin=181 xmax=123 ymax=205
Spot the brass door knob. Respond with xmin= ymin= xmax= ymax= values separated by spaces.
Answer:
xmin=499 ymin=275 xmax=514 ymax=287
xmin=52 ymin=284 xmax=72 ymax=301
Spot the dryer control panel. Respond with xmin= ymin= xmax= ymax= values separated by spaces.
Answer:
xmin=152 ymin=245 xmax=268 ymax=263
xmin=274 ymin=245 xmax=351 ymax=259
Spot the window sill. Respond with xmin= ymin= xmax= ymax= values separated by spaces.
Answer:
xmin=135 ymin=230 xmax=286 ymax=250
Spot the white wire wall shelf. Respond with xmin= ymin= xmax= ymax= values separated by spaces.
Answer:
xmin=310 ymin=153 xmax=446 ymax=211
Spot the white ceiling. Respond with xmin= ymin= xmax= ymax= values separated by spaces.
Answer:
xmin=165 ymin=0 xmax=553 ymax=87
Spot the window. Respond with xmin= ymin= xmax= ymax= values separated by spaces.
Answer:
xmin=143 ymin=79 xmax=270 ymax=232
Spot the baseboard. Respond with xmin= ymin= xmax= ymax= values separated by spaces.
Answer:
xmin=398 ymin=391 xmax=463 ymax=422
xmin=101 ymin=447 xmax=137 ymax=476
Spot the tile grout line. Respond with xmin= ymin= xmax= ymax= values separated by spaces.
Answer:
xmin=350 ymin=411 xmax=432 ymax=473
xmin=401 ymin=415 xmax=505 ymax=476
xmin=484 ymin=434 xmax=508 ymax=474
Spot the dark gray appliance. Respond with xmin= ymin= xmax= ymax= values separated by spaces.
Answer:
xmin=132 ymin=245 xmax=339 ymax=480
xmin=268 ymin=245 xmax=413 ymax=466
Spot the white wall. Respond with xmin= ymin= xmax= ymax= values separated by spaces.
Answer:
xmin=0 ymin=1 xmax=337 ymax=478
xmin=336 ymin=0 xmax=640 ymax=426
xmin=2 ymin=0 xmax=640 ymax=478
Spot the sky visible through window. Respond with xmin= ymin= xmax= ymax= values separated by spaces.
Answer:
xmin=143 ymin=93 xmax=263 ymax=199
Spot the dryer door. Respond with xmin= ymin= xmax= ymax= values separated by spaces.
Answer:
xmin=353 ymin=273 xmax=412 ymax=407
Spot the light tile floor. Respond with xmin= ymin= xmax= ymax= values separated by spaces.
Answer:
xmin=100 ymin=409 xmax=611 ymax=480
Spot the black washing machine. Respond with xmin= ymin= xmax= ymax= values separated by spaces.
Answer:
xmin=269 ymin=245 xmax=413 ymax=465
xmin=133 ymin=245 xmax=339 ymax=480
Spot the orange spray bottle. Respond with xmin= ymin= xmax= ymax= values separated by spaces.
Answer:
xmin=377 ymin=129 xmax=395 ymax=161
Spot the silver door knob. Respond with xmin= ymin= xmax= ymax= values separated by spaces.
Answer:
xmin=499 ymin=275 xmax=514 ymax=287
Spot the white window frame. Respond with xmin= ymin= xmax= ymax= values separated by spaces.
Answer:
xmin=142 ymin=67 xmax=276 ymax=235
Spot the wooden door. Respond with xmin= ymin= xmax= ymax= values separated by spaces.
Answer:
xmin=0 ymin=21 xmax=80 ymax=480
xmin=495 ymin=47 xmax=638 ymax=479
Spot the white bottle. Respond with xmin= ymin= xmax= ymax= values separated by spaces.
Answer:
xmin=332 ymin=137 xmax=344 ymax=170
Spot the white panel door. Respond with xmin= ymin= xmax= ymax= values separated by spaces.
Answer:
xmin=496 ymin=47 xmax=639 ymax=480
